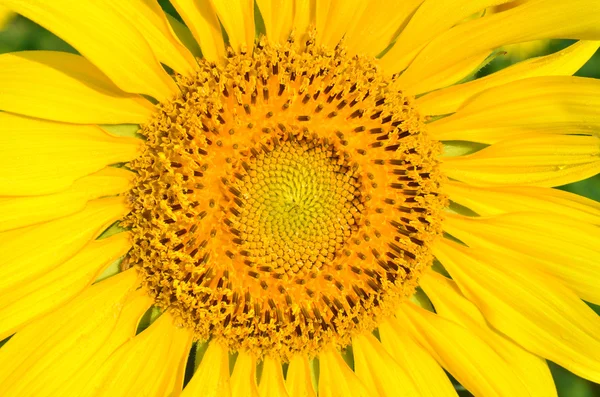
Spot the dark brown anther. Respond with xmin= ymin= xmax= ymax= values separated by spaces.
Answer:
xmin=370 ymin=110 xmax=382 ymax=120
xmin=349 ymin=109 xmax=363 ymax=119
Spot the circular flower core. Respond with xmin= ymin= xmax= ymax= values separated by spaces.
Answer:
xmin=126 ymin=34 xmax=446 ymax=359
xmin=227 ymin=135 xmax=364 ymax=278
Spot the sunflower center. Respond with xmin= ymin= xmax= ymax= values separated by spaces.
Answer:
xmin=226 ymin=134 xmax=363 ymax=280
xmin=125 ymin=33 xmax=446 ymax=360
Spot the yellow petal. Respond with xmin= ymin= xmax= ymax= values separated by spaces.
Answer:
xmin=0 ymin=51 xmax=155 ymax=124
xmin=318 ymin=349 xmax=371 ymax=397
xmin=231 ymin=351 xmax=260 ymax=397
xmin=109 ymin=0 xmax=197 ymax=76
xmin=429 ymin=76 xmax=600 ymax=143
xmin=0 ymin=197 xmax=127 ymax=293
xmin=399 ymin=0 xmax=600 ymax=85
xmin=441 ymin=133 xmax=600 ymax=187
xmin=81 ymin=312 xmax=193 ymax=397
xmin=398 ymin=50 xmax=491 ymax=96
xmin=0 ymin=113 xmax=141 ymax=196
xmin=398 ymin=303 xmax=526 ymax=397
xmin=434 ymin=238 xmax=600 ymax=383
xmin=256 ymin=0 xmax=294 ymax=44
xmin=3 ymin=0 xmax=178 ymax=101
xmin=0 ymin=6 xmax=14 ymax=30
xmin=286 ymin=355 xmax=316 ymax=397
xmin=417 ymin=41 xmax=600 ymax=116
xmin=445 ymin=181 xmax=600 ymax=224
xmin=259 ymin=357 xmax=289 ymax=397
xmin=378 ymin=319 xmax=458 ymax=397
xmin=291 ymin=0 xmax=312 ymax=42
xmin=444 ymin=212 xmax=600 ymax=305
xmin=344 ymin=0 xmax=424 ymax=58
xmin=0 ymin=167 xmax=133 ymax=232
xmin=379 ymin=0 xmax=512 ymax=74
xmin=352 ymin=333 xmax=419 ymax=397
xmin=0 ymin=232 xmax=131 ymax=341
xmin=317 ymin=0 xmax=368 ymax=48
xmin=166 ymin=12 xmax=203 ymax=58
xmin=181 ymin=342 xmax=231 ymax=397
xmin=171 ymin=0 xmax=225 ymax=61
xmin=421 ymin=271 xmax=557 ymax=397
xmin=210 ymin=0 xmax=255 ymax=52
xmin=0 ymin=269 xmax=149 ymax=397
xmin=314 ymin=0 xmax=331 ymax=43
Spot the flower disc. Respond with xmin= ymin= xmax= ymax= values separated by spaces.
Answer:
xmin=126 ymin=34 xmax=446 ymax=359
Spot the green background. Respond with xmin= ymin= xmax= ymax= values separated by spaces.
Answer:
xmin=1 ymin=6 xmax=599 ymax=397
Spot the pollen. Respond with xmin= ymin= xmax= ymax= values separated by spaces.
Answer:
xmin=125 ymin=33 xmax=446 ymax=360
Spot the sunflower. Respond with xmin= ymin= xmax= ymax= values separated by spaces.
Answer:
xmin=1 ymin=0 xmax=600 ymax=396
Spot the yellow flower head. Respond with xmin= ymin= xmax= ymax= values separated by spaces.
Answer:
xmin=0 ymin=1 xmax=599 ymax=396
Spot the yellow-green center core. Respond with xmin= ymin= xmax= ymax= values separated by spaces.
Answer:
xmin=228 ymin=135 xmax=363 ymax=278
xmin=125 ymin=33 xmax=446 ymax=360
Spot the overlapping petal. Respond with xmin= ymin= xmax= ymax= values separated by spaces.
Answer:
xmin=445 ymin=181 xmax=600 ymax=224
xmin=398 ymin=0 xmax=600 ymax=86
xmin=181 ymin=342 xmax=232 ymax=396
xmin=171 ymin=0 xmax=225 ymax=61
xmin=379 ymin=0 xmax=512 ymax=74
xmin=398 ymin=303 xmax=527 ymax=396
xmin=285 ymin=356 xmax=316 ymax=397
xmin=231 ymin=351 xmax=260 ymax=397
xmin=352 ymin=333 xmax=419 ymax=396
xmin=109 ymin=0 xmax=197 ymax=76
xmin=256 ymin=0 xmax=294 ymax=44
xmin=344 ymin=0 xmax=423 ymax=58
xmin=210 ymin=0 xmax=255 ymax=51
xmin=430 ymin=76 xmax=600 ymax=143
xmin=0 ymin=233 xmax=131 ymax=341
xmin=444 ymin=212 xmax=600 ymax=305
xmin=0 ymin=113 xmax=141 ymax=196
xmin=315 ymin=0 xmax=368 ymax=48
xmin=441 ymin=133 xmax=600 ymax=187
xmin=379 ymin=319 xmax=458 ymax=397
xmin=421 ymin=271 xmax=557 ymax=396
xmin=318 ymin=350 xmax=371 ymax=397
xmin=434 ymin=238 xmax=600 ymax=383
xmin=3 ymin=0 xmax=178 ymax=100
xmin=418 ymin=41 xmax=600 ymax=116
xmin=80 ymin=312 xmax=193 ymax=397
xmin=0 ymin=168 xmax=133 ymax=232
xmin=259 ymin=357 xmax=290 ymax=397
xmin=0 ymin=198 xmax=127 ymax=297
xmin=0 ymin=270 xmax=148 ymax=397
xmin=0 ymin=51 xmax=155 ymax=124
